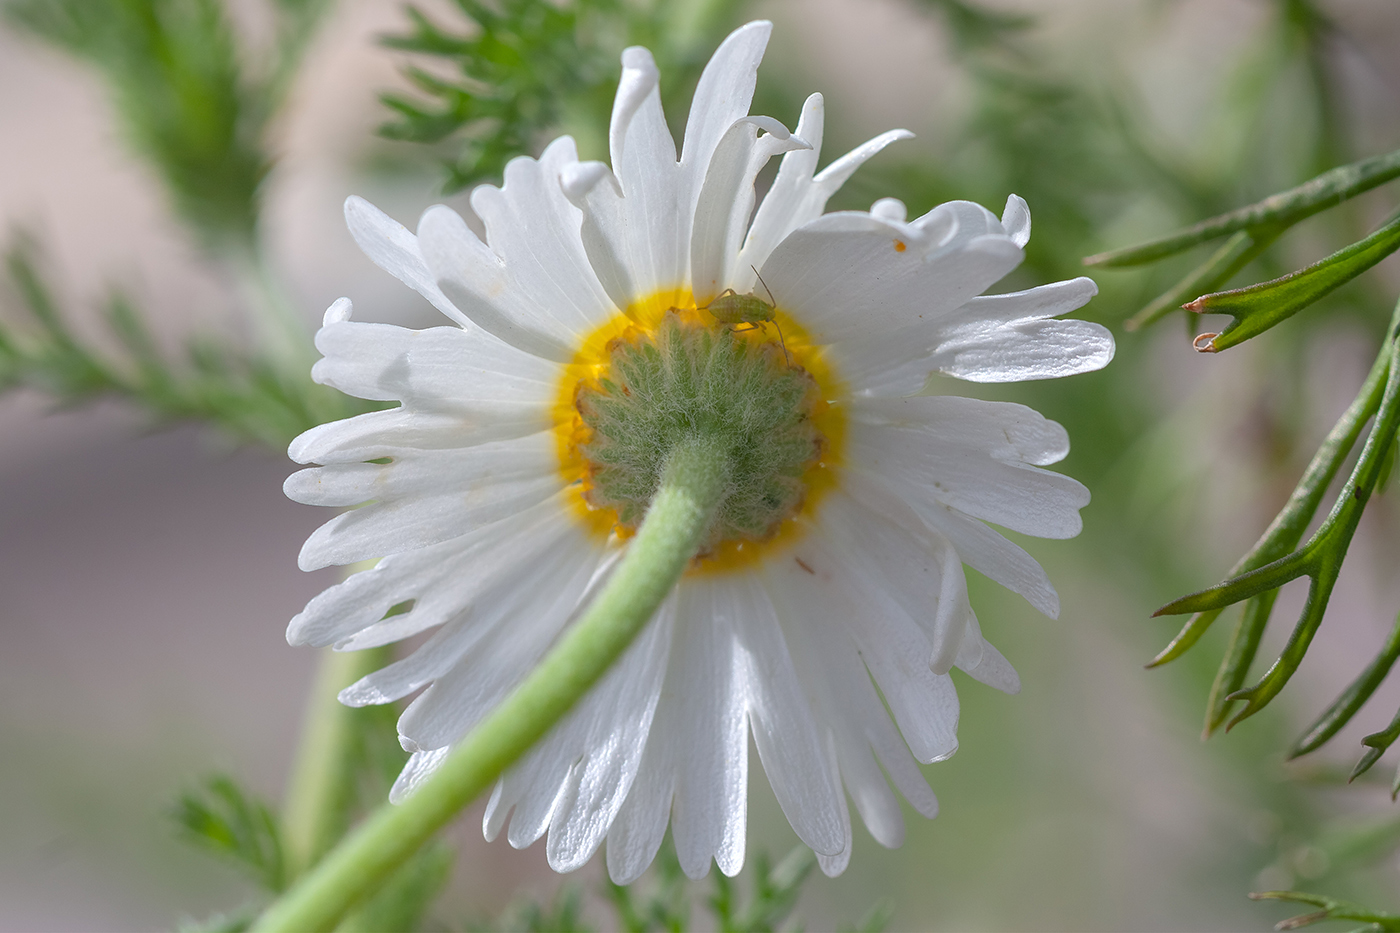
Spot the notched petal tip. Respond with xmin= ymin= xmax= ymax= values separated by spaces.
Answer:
xmin=560 ymin=160 xmax=619 ymax=201
xmin=870 ymin=198 xmax=907 ymax=223
xmin=323 ymin=297 xmax=353 ymax=326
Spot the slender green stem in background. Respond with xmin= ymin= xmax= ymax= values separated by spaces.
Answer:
xmin=1249 ymin=890 xmax=1400 ymax=932
xmin=236 ymin=249 xmax=319 ymax=374
xmin=1124 ymin=228 xmax=1279 ymax=331
xmin=282 ymin=645 xmax=393 ymax=877
xmin=1085 ymin=146 xmax=1400 ymax=268
xmin=253 ymin=434 xmax=733 ymax=932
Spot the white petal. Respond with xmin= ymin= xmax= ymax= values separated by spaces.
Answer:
xmin=289 ymin=408 xmax=499 ymax=465
xmin=680 ymin=21 xmax=771 ymax=188
xmin=334 ymin=503 xmax=600 ymax=705
xmin=810 ymin=495 xmax=961 ymax=762
xmin=416 ymin=205 xmax=571 ymax=363
xmin=759 ymin=207 xmax=1023 ymax=351
xmin=310 ymin=320 xmax=556 ymax=414
xmin=760 ymin=551 xmax=927 ymax=850
xmin=814 ymin=734 xmax=852 ymax=878
xmin=852 ymin=276 xmax=1109 ymax=393
xmin=343 ymin=196 xmax=472 ymax=328
xmin=286 ymin=495 xmax=567 ymax=648
xmin=567 ymin=47 xmax=688 ymax=307
xmin=323 ymin=297 xmax=353 ymax=325
xmin=618 ymin=577 xmax=750 ymax=880
xmin=737 ymin=91 xmax=912 ymax=285
xmin=394 ymin=532 xmax=608 ymax=749
xmin=610 ymin=46 xmax=661 ymax=177
xmin=542 ymin=596 xmax=675 ymax=871
xmin=729 ymin=573 xmax=845 ymax=857
xmin=294 ymin=432 xmax=563 ymax=570
xmin=848 ymin=411 xmax=1089 ymax=540
xmin=851 ymin=394 xmax=1071 ymax=466
xmin=388 ymin=746 xmax=451 ymax=804
xmin=954 ymin=612 xmax=1021 ymax=694
xmin=420 ymin=138 xmax=618 ymax=360
xmin=1001 ymin=194 xmax=1031 ymax=247
xmin=690 ymin=117 xmax=809 ymax=302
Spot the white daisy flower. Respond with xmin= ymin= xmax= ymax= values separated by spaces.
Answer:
xmin=285 ymin=20 xmax=1113 ymax=882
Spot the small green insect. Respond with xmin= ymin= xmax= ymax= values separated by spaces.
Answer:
xmin=698 ymin=266 xmax=789 ymax=361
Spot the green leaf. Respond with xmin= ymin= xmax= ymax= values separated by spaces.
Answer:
xmin=470 ymin=884 xmax=593 ymax=933
xmin=1187 ymin=211 xmax=1400 ymax=352
xmin=1291 ymin=611 xmax=1400 ymax=758
xmin=1153 ymin=298 xmax=1400 ymax=731
xmin=173 ymin=775 xmax=288 ymax=893
xmin=1084 ymin=146 xmax=1400 ymax=268
xmin=1352 ymin=706 xmax=1400 ymax=790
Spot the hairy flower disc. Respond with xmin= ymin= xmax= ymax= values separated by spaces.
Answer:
xmin=553 ymin=290 xmax=846 ymax=571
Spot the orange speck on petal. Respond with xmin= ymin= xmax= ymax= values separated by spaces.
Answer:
xmin=894 ymin=240 xmax=907 ymax=252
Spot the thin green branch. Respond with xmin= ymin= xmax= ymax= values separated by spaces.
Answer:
xmin=252 ymin=434 xmax=733 ymax=932
xmin=1249 ymin=890 xmax=1400 ymax=932
xmin=1124 ymin=228 xmax=1280 ymax=331
xmin=1084 ymin=146 xmax=1400 ymax=268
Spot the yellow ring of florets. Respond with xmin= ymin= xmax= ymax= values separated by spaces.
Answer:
xmin=552 ymin=287 xmax=847 ymax=574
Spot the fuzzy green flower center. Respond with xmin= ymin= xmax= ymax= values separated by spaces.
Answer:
xmin=573 ymin=312 xmax=824 ymax=555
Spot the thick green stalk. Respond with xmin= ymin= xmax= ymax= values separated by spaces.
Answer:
xmin=253 ymin=434 xmax=732 ymax=932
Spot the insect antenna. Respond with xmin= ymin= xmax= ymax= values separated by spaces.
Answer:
xmin=772 ymin=319 xmax=790 ymax=363
xmin=750 ymin=265 xmax=789 ymax=363
xmin=751 ymin=265 xmax=776 ymax=304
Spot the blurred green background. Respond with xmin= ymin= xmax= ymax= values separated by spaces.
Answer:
xmin=1 ymin=0 xmax=1398 ymax=929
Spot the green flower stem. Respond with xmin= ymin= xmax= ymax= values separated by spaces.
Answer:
xmin=282 ymin=644 xmax=392 ymax=876
xmin=1084 ymin=146 xmax=1400 ymax=268
xmin=253 ymin=433 xmax=733 ymax=932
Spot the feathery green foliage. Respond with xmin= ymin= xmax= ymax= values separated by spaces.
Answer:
xmin=0 ymin=237 xmax=379 ymax=449
xmin=378 ymin=0 xmax=749 ymax=192
xmin=4 ymin=0 xmax=331 ymax=249
xmin=174 ymin=776 xmax=288 ymax=894
xmin=709 ymin=846 xmax=816 ymax=933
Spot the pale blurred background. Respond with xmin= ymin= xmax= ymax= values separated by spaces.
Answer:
xmin=2 ymin=0 xmax=1400 ymax=929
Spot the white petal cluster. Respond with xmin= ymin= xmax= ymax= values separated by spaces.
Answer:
xmin=286 ymin=21 xmax=1114 ymax=881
